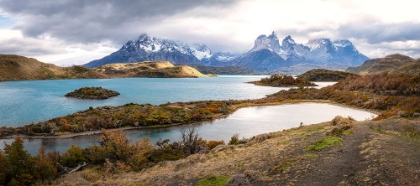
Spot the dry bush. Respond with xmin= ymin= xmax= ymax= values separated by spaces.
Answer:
xmin=227 ymin=169 xmax=262 ymax=186
xmin=328 ymin=116 xmax=354 ymax=136
xmin=206 ymin=140 xmax=225 ymax=150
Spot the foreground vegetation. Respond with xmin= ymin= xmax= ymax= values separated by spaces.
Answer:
xmin=65 ymin=86 xmax=120 ymax=100
xmin=1 ymin=116 xmax=419 ymax=185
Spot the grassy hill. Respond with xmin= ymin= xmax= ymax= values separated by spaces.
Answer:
xmin=0 ymin=54 xmax=106 ymax=81
xmin=94 ymin=61 xmax=214 ymax=78
xmin=346 ymin=54 xmax=420 ymax=75
xmin=298 ymin=69 xmax=359 ymax=81
xmin=0 ymin=55 xmax=213 ymax=81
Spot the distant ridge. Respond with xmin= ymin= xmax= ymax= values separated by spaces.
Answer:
xmin=0 ymin=54 xmax=106 ymax=81
xmin=346 ymin=54 xmax=420 ymax=75
xmin=298 ymin=69 xmax=359 ymax=81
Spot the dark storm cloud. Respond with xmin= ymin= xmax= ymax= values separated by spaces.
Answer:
xmin=0 ymin=0 xmax=238 ymax=44
xmin=338 ymin=21 xmax=420 ymax=44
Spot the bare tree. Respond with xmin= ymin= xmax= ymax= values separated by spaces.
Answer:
xmin=180 ymin=127 xmax=206 ymax=155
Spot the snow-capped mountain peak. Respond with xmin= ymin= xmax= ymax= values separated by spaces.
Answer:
xmin=191 ymin=44 xmax=212 ymax=60
xmin=306 ymin=38 xmax=334 ymax=51
xmin=252 ymin=31 xmax=281 ymax=52
xmin=281 ymin=35 xmax=297 ymax=51
xmin=333 ymin=39 xmax=352 ymax=47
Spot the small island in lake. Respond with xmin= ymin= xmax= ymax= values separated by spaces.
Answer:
xmin=65 ymin=86 xmax=120 ymax=99
xmin=249 ymin=74 xmax=316 ymax=87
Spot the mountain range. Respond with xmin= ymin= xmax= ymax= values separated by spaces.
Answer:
xmin=84 ymin=32 xmax=369 ymax=73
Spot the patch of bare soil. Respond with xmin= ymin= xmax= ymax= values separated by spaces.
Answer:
xmin=57 ymin=118 xmax=420 ymax=186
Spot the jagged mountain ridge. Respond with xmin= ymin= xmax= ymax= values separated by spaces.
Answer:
xmin=85 ymin=32 xmax=369 ymax=73
xmin=85 ymin=34 xmax=215 ymax=68
xmin=230 ymin=32 xmax=369 ymax=72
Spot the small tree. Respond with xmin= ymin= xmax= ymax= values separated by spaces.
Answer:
xmin=35 ymin=146 xmax=58 ymax=183
xmin=0 ymin=150 xmax=10 ymax=185
xmin=3 ymin=137 xmax=35 ymax=185
xmin=61 ymin=145 xmax=85 ymax=167
xmin=180 ymin=128 xmax=206 ymax=155
xmin=100 ymin=129 xmax=133 ymax=162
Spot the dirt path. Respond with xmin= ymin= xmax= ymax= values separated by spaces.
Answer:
xmin=294 ymin=123 xmax=376 ymax=185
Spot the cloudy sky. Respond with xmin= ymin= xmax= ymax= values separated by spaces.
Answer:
xmin=0 ymin=0 xmax=419 ymax=66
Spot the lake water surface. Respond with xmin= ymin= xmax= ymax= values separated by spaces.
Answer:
xmin=0 ymin=76 xmax=287 ymax=127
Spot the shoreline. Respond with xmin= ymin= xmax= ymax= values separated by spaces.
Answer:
xmin=0 ymin=100 xmax=380 ymax=140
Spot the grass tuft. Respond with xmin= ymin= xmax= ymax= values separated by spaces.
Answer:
xmin=196 ymin=175 xmax=231 ymax=186
xmin=305 ymin=136 xmax=342 ymax=151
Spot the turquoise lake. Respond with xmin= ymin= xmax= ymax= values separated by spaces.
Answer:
xmin=0 ymin=75 xmax=286 ymax=127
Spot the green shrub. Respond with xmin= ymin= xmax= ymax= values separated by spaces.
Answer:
xmin=228 ymin=134 xmax=240 ymax=145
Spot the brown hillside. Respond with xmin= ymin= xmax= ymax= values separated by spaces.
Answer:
xmin=346 ymin=54 xmax=419 ymax=75
xmin=298 ymin=69 xmax=359 ymax=81
xmin=94 ymin=61 xmax=210 ymax=78
xmin=391 ymin=58 xmax=420 ymax=75
xmin=0 ymin=54 xmax=106 ymax=81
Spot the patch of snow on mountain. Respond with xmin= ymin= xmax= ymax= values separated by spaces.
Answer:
xmin=140 ymin=44 xmax=153 ymax=53
xmin=193 ymin=50 xmax=211 ymax=60
xmin=216 ymin=55 xmax=234 ymax=61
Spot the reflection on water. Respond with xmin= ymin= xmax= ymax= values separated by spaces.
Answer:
xmin=1 ymin=103 xmax=376 ymax=155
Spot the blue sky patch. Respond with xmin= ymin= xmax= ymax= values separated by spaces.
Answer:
xmin=0 ymin=15 xmax=15 ymax=28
